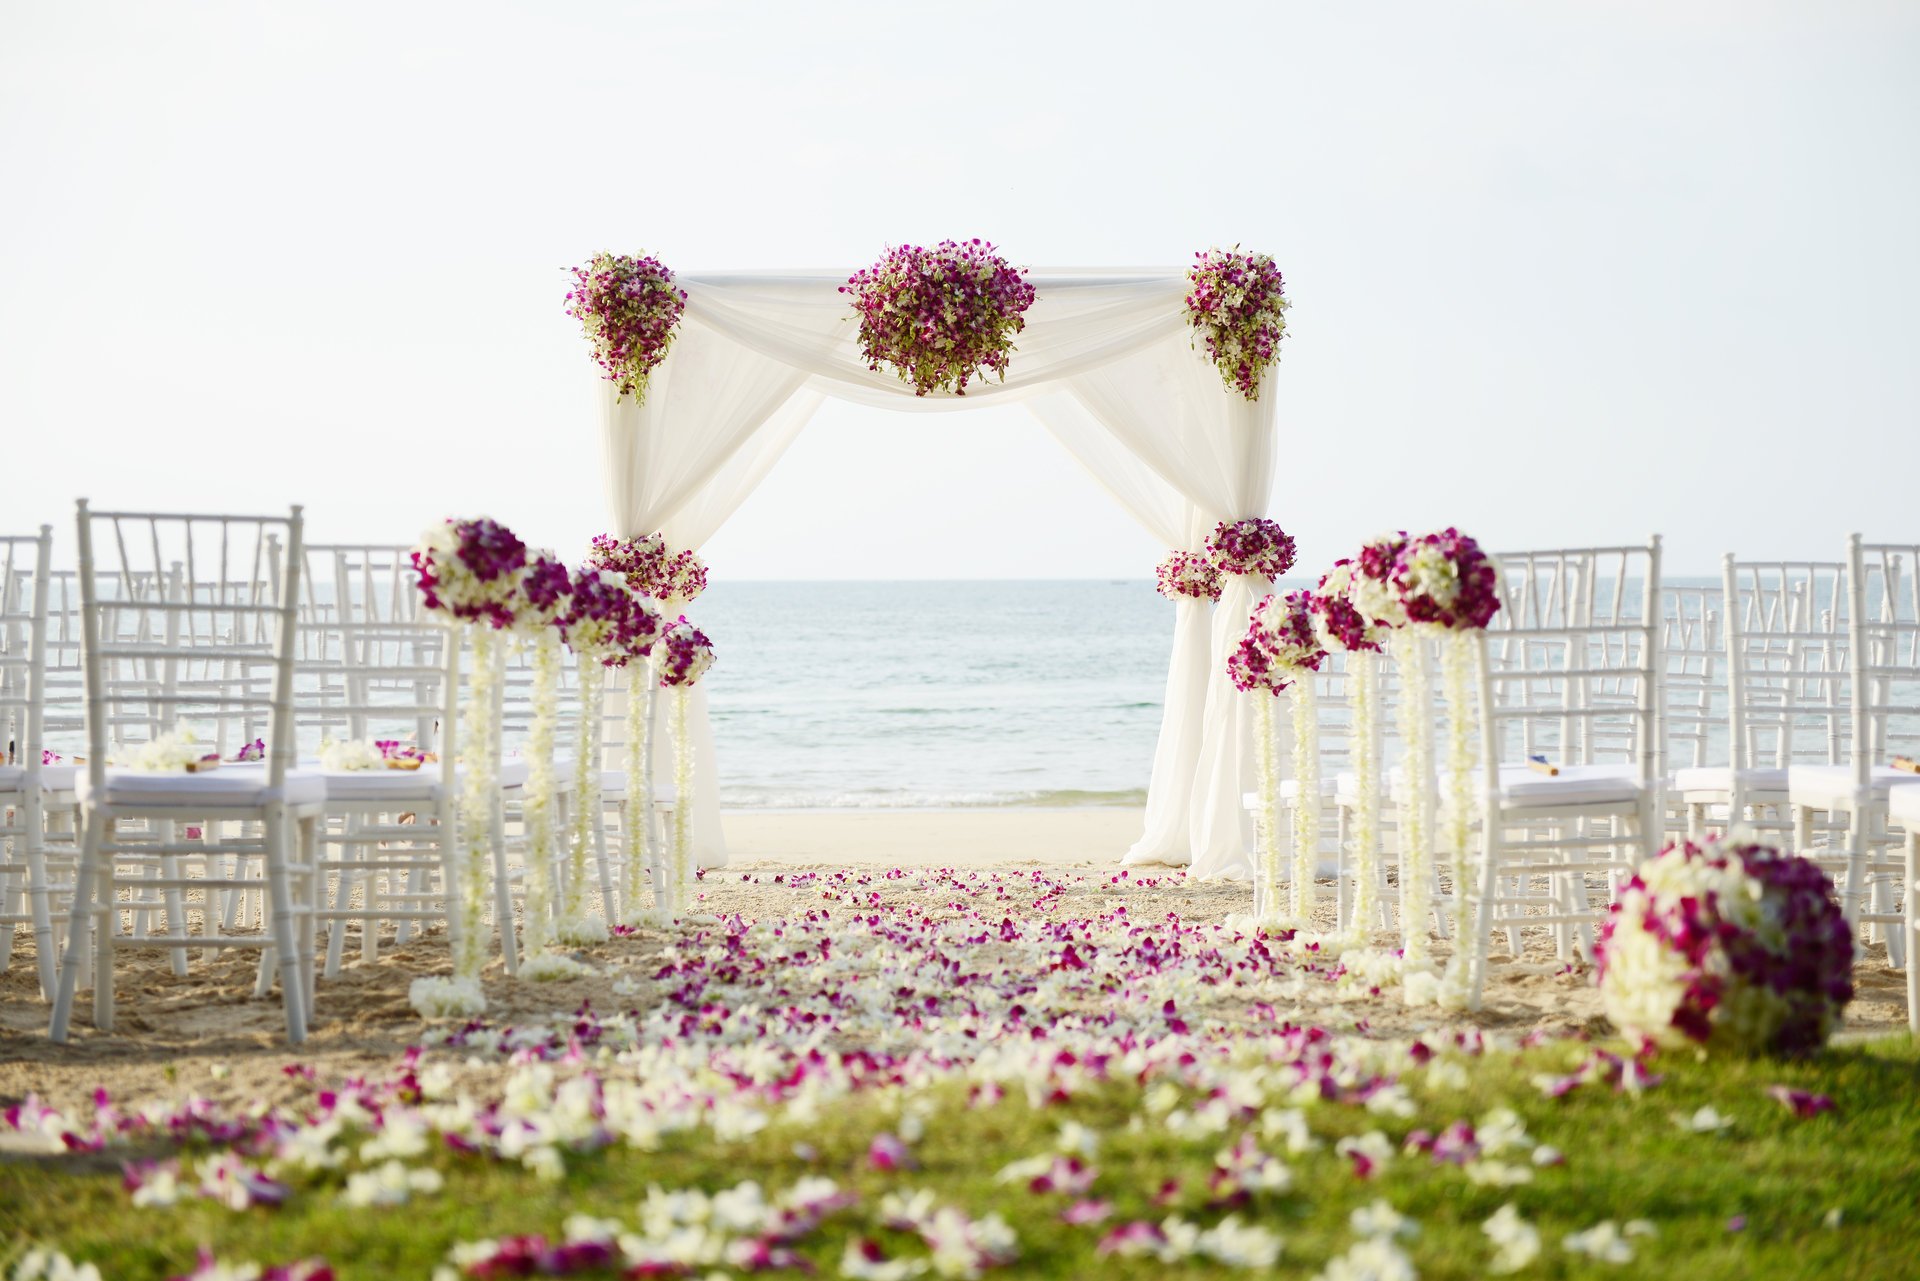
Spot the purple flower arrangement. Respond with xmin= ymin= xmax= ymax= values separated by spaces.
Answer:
xmin=842 ymin=240 xmax=1037 ymax=396
xmin=411 ymin=518 xmax=529 ymax=629
xmin=1391 ymin=528 xmax=1501 ymax=630
xmin=587 ymin=532 xmax=707 ymax=606
xmin=655 ymin=616 xmax=716 ymax=688
xmin=1204 ymin=518 xmax=1297 ymax=580
xmin=1229 ymin=592 xmax=1326 ymax=696
xmin=564 ymin=251 xmax=687 ymax=404
xmin=1185 ymin=247 xmax=1289 ymax=400
xmin=1154 ymin=549 xmax=1223 ymax=602
xmin=1308 ymin=560 xmax=1388 ymax=653
xmin=558 ymin=568 xmax=663 ymax=667
xmin=1595 ymin=835 xmax=1854 ymax=1056
xmin=517 ymin=553 xmax=573 ymax=631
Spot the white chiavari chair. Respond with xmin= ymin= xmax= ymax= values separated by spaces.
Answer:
xmin=1889 ymin=781 xmax=1920 ymax=1030
xmin=1673 ymin=558 xmax=1848 ymax=845
xmin=1 ymin=527 xmax=74 ymax=998
xmin=50 ymin=503 xmax=321 ymax=1043
xmin=1790 ymin=536 xmax=1919 ymax=959
xmin=1658 ymin=584 xmax=1724 ymax=838
xmin=1465 ymin=539 xmax=1664 ymax=1008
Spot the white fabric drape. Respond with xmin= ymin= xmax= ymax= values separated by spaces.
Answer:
xmin=596 ymin=268 xmax=1276 ymax=879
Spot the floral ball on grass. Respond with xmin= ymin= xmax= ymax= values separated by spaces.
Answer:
xmin=1595 ymin=835 xmax=1854 ymax=1056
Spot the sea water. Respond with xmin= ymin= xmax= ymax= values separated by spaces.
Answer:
xmin=694 ymin=580 xmax=1174 ymax=809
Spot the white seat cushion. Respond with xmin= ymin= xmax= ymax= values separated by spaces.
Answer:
xmin=1786 ymin=764 xmax=1911 ymax=810
xmin=76 ymin=764 xmax=325 ymax=808
xmin=596 ymin=768 xmax=677 ymax=804
xmin=319 ymin=758 xmax=529 ymax=804
xmin=1887 ymin=780 xmax=1920 ymax=825
xmin=1670 ymin=766 xmax=1790 ymax=796
xmin=1493 ymin=763 xmax=1647 ymax=807
xmin=0 ymin=763 xmax=81 ymax=794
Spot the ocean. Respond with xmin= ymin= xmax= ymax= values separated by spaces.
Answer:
xmin=693 ymin=580 xmax=1172 ymax=809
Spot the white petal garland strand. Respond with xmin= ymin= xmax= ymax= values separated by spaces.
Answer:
xmin=621 ymin=671 xmax=647 ymax=921
xmin=1291 ymin=677 xmax=1320 ymax=922
xmin=519 ymin=629 xmax=561 ymax=955
xmin=409 ymin=625 xmax=495 ymax=1019
xmin=555 ymin=657 xmax=609 ymax=945
xmin=1436 ymin=628 xmax=1481 ymax=1005
xmin=668 ymin=683 xmax=697 ymax=919
xmin=1346 ymin=651 xmax=1381 ymax=941
xmin=1395 ymin=631 xmax=1435 ymax=981
xmin=1252 ymin=692 xmax=1281 ymax=921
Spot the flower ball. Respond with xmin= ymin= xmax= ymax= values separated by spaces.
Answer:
xmin=1595 ymin=835 xmax=1853 ymax=1056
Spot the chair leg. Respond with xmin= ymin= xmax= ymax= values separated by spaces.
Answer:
xmin=48 ymin=809 xmax=109 ymax=1043
xmin=1905 ymin=830 xmax=1918 ymax=1035
xmin=300 ymin=816 xmax=319 ymax=1022
xmin=491 ymin=795 xmax=518 ymax=976
xmin=1467 ymin=818 xmax=1500 ymax=1010
xmin=25 ymin=803 xmax=58 ymax=1001
xmin=261 ymin=807 xmax=307 ymax=1044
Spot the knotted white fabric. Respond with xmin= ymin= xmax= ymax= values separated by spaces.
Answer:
xmin=597 ymin=268 xmax=1277 ymax=875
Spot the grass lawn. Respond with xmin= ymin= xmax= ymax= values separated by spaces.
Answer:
xmin=3 ymin=1032 xmax=1915 ymax=1280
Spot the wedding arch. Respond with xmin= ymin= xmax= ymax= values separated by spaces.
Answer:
xmin=592 ymin=263 xmax=1284 ymax=880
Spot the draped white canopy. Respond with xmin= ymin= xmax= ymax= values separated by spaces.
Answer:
xmin=597 ymin=269 xmax=1282 ymax=879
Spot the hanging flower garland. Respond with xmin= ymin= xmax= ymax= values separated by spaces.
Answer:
xmin=1230 ymin=594 xmax=1325 ymax=926
xmin=511 ymin=554 xmax=588 ymax=982
xmin=587 ymin=532 xmax=701 ymax=924
xmin=841 ymin=240 xmax=1037 ymax=396
xmin=1596 ymin=835 xmax=1854 ymax=1056
xmin=556 ymin=568 xmax=663 ymax=940
xmin=565 ymin=252 xmax=687 ymax=405
xmin=406 ymin=518 xmax=528 ymax=1018
xmin=655 ymin=617 xmax=717 ymax=921
xmin=1309 ymin=559 xmax=1394 ymax=946
xmin=1154 ymin=550 xmax=1223 ymax=602
xmin=1205 ymin=518 xmax=1298 ymax=580
xmin=1185 ymin=247 xmax=1289 ymax=400
xmin=1391 ymin=528 xmax=1501 ymax=1009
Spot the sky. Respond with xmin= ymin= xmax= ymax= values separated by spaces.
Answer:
xmin=2 ymin=0 xmax=1916 ymax=579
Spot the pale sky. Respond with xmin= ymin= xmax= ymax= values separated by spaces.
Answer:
xmin=3 ymin=1 xmax=1915 ymax=579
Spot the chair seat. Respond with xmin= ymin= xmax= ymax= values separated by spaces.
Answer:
xmin=1786 ymin=764 xmax=1911 ymax=810
xmin=76 ymin=764 xmax=326 ymax=808
xmin=318 ymin=758 xmax=528 ymax=803
xmin=0 ymin=763 xmax=81 ymax=794
xmin=1492 ymin=763 xmax=1648 ymax=808
xmin=1887 ymin=781 xmax=1920 ymax=825
xmin=1331 ymin=764 xmax=1647 ymax=808
xmin=1671 ymin=766 xmax=1790 ymax=796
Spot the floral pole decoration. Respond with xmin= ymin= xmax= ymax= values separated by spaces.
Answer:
xmin=1391 ymin=528 xmax=1501 ymax=1009
xmin=564 ymin=251 xmax=687 ymax=405
xmin=511 ymin=553 xmax=587 ymax=981
xmin=587 ymin=532 xmax=703 ymax=925
xmin=1185 ymin=246 xmax=1289 ymax=400
xmin=841 ymin=239 xmax=1037 ymax=397
xmin=1229 ymin=592 xmax=1325 ymax=926
xmin=407 ymin=518 xmax=528 ymax=1017
xmin=554 ymin=567 xmax=661 ymax=943
xmin=1596 ymin=833 xmax=1854 ymax=1056
xmin=654 ymin=617 xmax=717 ymax=919
xmin=1309 ymin=557 xmax=1394 ymax=945
xmin=1154 ymin=549 xmax=1224 ymax=603
xmin=1205 ymin=518 xmax=1298 ymax=584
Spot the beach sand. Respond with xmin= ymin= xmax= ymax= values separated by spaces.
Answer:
xmin=1 ymin=806 xmax=1909 ymax=1120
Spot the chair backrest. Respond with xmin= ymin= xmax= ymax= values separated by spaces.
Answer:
xmin=1719 ymin=556 xmax=1852 ymax=774
xmin=294 ymin=544 xmax=446 ymax=755
xmin=0 ymin=527 xmax=53 ymax=777
xmin=1850 ymin=535 xmax=1920 ymax=779
xmin=1661 ymin=584 xmax=1725 ymax=771
xmin=1484 ymin=540 xmax=1663 ymax=780
xmin=75 ymin=502 xmax=305 ymax=787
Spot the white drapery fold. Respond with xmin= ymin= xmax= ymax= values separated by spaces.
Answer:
xmin=595 ymin=268 xmax=1276 ymax=878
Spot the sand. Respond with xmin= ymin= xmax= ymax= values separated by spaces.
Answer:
xmin=1 ymin=807 xmax=1909 ymax=1119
